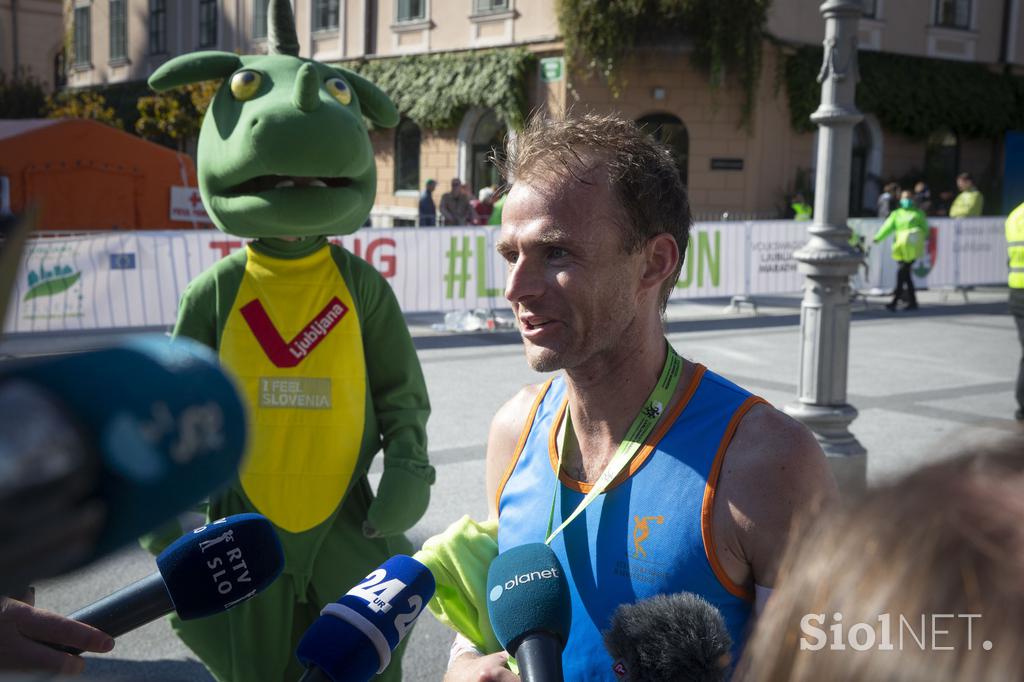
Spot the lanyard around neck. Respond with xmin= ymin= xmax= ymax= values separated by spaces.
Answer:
xmin=545 ymin=341 xmax=683 ymax=545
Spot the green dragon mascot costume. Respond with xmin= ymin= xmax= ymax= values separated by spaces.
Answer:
xmin=143 ymin=2 xmax=434 ymax=679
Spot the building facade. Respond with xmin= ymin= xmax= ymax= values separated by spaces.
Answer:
xmin=0 ymin=0 xmax=64 ymax=90
xmin=63 ymin=0 xmax=1024 ymax=223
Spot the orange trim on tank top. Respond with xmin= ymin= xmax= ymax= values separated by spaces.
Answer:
xmin=700 ymin=395 xmax=768 ymax=603
xmin=494 ymin=378 xmax=554 ymax=513
xmin=545 ymin=364 xmax=708 ymax=494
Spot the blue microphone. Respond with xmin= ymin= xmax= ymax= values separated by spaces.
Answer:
xmin=487 ymin=543 xmax=572 ymax=682
xmin=0 ymin=335 xmax=248 ymax=591
xmin=64 ymin=513 xmax=283 ymax=643
xmin=295 ymin=555 xmax=436 ymax=682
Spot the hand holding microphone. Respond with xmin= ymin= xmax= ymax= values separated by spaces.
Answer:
xmin=486 ymin=543 xmax=572 ymax=682
xmin=0 ymin=591 xmax=113 ymax=676
xmin=295 ymin=555 xmax=436 ymax=682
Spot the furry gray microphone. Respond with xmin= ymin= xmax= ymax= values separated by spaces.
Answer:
xmin=602 ymin=592 xmax=733 ymax=682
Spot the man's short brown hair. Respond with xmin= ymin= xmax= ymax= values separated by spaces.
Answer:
xmin=496 ymin=113 xmax=691 ymax=311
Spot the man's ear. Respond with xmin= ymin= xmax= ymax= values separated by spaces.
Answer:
xmin=334 ymin=67 xmax=400 ymax=128
xmin=642 ymin=233 xmax=681 ymax=293
xmin=149 ymin=52 xmax=243 ymax=91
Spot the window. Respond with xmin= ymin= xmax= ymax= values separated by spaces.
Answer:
xmin=54 ymin=50 xmax=67 ymax=87
xmin=924 ymin=128 xmax=960 ymax=194
xmin=636 ymin=113 xmax=689 ymax=187
xmin=474 ymin=0 xmax=509 ymax=12
xmin=470 ymin=109 xmax=505 ymax=193
xmin=365 ymin=0 xmax=378 ymax=53
xmin=849 ymin=122 xmax=870 ymax=216
xmin=312 ymin=0 xmax=340 ymax=31
xmin=252 ymin=0 xmax=269 ymax=38
xmin=149 ymin=0 xmax=167 ymax=54
xmin=73 ymin=5 xmax=91 ymax=66
xmin=935 ymin=0 xmax=970 ymax=29
xmin=199 ymin=0 xmax=218 ymax=48
xmin=397 ymin=0 xmax=425 ymax=22
xmin=109 ymin=0 xmax=127 ymax=61
xmin=862 ymin=0 xmax=877 ymax=17
xmin=394 ymin=119 xmax=421 ymax=192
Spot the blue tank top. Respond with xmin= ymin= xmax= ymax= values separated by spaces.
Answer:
xmin=496 ymin=365 xmax=763 ymax=680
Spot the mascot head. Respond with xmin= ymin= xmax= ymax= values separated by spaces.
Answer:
xmin=148 ymin=0 xmax=398 ymax=238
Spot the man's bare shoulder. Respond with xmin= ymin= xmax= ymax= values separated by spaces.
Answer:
xmin=725 ymin=403 xmax=831 ymax=483
xmin=484 ymin=382 xmax=547 ymax=518
xmin=717 ymin=402 xmax=839 ymax=585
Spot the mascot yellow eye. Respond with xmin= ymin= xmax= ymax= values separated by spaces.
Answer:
xmin=230 ymin=71 xmax=262 ymax=101
xmin=325 ymin=78 xmax=352 ymax=106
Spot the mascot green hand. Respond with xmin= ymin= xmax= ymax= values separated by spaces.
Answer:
xmin=365 ymin=457 xmax=437 ymax=538
xmin=143 ymin=2 xmax=433 ymax=680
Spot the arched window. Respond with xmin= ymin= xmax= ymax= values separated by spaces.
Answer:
xmin=394 ymin=118 xmax=421 ymax=192
xmin=636 ymin=113 xmax=689 ymax=187
xmin=924 ymin=128 xmax=959 ymax=193
xmin=471 ymin=110 xmax=505 ymax=195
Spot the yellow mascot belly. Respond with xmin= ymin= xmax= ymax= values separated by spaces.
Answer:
xmin=220 ymin=245 xmax=366 ymax=533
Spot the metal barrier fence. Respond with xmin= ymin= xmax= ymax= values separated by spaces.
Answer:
xmin=2 ymin=218 xmax=1008 ymax=342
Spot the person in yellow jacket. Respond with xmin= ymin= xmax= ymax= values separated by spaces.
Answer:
xmin=791 ymin=192 xmax=813 ymax=221
xmin=949 ymin=172 xmax=984 ymax=217
xmin=874 ymin=190 xmax=929 ymax=311
xmin=1007 ymin=202 xmax=1024 ymax=420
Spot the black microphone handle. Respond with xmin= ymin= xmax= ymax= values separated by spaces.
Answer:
xmin=68 ymin=571 xmax=174 ymax=641
xmin=514 ymin=632 xmax=564 ymax=682
xmin=297 ymin=665 xmax=334 ymax=682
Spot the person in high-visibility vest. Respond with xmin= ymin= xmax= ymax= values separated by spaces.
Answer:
xmin=1007 ymin=202 xmax=1024 ymax=420
xmin=873 ymin=190 xmax=929 ymax=311
xmin=791 ymin=193 xmax=813 ymax=221
xmin=949 ymin=172 xmax=984 ymax=217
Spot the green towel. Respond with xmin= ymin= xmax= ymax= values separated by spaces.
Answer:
xmin=414 ymin=515 xmax=502 ymax=653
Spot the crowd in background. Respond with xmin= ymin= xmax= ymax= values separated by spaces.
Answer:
xmin=418 ymin=178 xmax=505 ymax=227
xmin=876 ymin=172 xmax=984 ymax=219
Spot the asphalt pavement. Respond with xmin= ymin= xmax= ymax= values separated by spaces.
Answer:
xmin=31 ymin=286 xmax=1023 ymax=681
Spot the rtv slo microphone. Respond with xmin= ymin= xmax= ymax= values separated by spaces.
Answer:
xmin=62 ymin=513 xmax=283 ymax=648
xmin=602 ymin=592 xmax=733 ymax=682
xmin=295 ymin=555 xmax=436 ymax=682
xmin=0 ymin=335 xmax=248 ymax=593
xmin=486 ymin=543 xmax=572 ymax=682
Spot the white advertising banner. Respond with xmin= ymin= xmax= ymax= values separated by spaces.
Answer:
xmin=2 ymin=219 xmax=1010 ymax=335
xmin=169 ymin=186 xmax=214 ymax=225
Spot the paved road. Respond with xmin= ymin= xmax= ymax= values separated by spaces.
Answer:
xmin=32 ymin=289 xmax=1022 ymax=681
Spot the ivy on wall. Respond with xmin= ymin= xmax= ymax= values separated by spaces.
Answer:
xmin=556 ymin=0 xmax=771 ymax=128
xmin=339 ymin=48 xmax=536 ymax=130
xmin=783 ymin=46 xmax=1024 ymax=138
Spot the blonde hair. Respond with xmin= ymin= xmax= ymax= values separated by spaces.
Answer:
xmin=736 ymin=439 xmax=1024 ymax=682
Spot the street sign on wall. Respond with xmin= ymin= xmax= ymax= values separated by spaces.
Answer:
xmin=540 ymin=57 xmax=564 ymax=82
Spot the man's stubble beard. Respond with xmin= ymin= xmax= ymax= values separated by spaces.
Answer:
xmin=522 ymin=338 xmax=566 ymax=373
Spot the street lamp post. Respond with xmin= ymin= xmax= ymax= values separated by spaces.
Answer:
xmin=783 ymin=0 xmax=867 ymax=489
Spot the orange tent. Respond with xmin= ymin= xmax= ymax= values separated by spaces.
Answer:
xmin=0 ymin=118 xmax=208 ymax=231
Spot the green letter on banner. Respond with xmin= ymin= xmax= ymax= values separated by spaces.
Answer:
xmin=476 ymin=236 xmax=503 ymax=297
xmin=444 ymin=236 xmax=473 ymax=299
xmin=676 ymin=236 xmax=695 ymax=288
xmin=698 ymin=231 xmax=720 ymax=287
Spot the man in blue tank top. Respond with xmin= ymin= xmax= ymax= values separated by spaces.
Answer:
xmin=444 ymin=114 xmax=838 ymax=681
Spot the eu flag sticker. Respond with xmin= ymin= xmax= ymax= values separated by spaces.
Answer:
xmin=110 ymin=253 xmax=136 ymax=270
